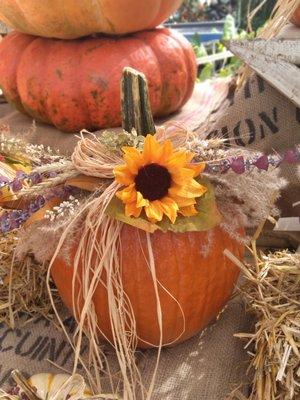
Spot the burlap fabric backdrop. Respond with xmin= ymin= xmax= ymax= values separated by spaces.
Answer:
xmin=0 ymin=299 xmax=252 ymax=399
xmin=0 ymin=70 xmax=299 ymax=398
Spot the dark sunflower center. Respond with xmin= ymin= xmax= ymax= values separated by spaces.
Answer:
xmin=135 ymin=163 xmax=171 ymax=201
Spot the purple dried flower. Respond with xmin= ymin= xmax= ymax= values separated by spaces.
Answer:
xmin=11 ymin=178 xmax=23 ymax=192
xmin=0 ymin=175 xmax=9 ymax=184
xmin=35 ymin=195 xmax=46 ymax=208
xmin=254 ymin=155 xmax=269 ymax=171
xmin=29 ymin=172 xmax=42 ymax=184
xmin=0 ymin=213 xmax=10 ymax=233
xmin=230 ymin=156 xmax=245 ymax=174
xmin=283 ymin=149 xmax=299 ymax=164
xmin=15 ymin=171 xmax=27 ymax=179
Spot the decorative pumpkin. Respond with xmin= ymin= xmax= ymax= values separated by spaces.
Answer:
xmin=10 ymin=373 xmax=92 ymax=400
xmin=291 ymin=5 xmax=300 ymax=26
xmin=0 ymin=29 xmax=197 ymax=133
xmin=0 ymin=0 xmax=183 ymax=39
xmin=52 ymin=225 xmax=244 ymax=349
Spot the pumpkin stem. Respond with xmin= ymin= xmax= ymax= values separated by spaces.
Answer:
xmin=11 ymin=370 xmax=42 ymax=400
xmin=121 ymin=67 xmax=156 ymax=137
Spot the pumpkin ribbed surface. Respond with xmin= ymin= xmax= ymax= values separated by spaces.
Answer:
xmin=0 ymin=0 xmax=183 ymax=39
xmin=291 ymin=5 xmax=300 ymax=27
xmin=51 ymin=225 xmax=244 ymax=349
xmin=0 ymin=29 xmax=197 ymax=133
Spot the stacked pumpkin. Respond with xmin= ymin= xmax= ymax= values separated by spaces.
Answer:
xmin=0 ymin=0 xmax=197 ymax=133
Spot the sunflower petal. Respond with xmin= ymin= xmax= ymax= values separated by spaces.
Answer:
xmin=156 ymin=140 xmax=174 ymax=164
xmin=171 ymin=168 xmax=195 ymax=185
xmin=165 ymin=150 xmax=189 ymax=171
xmin=114 ymin=165 xmax=134 ymax=185
xmin=188 ymin=162 xmax=206 ymax=177
xmin=123 ymin=147 xmax=144 ymax=174
xmin=179 ymin=205 xmax=198 ymax=217
xmin=169 ymin=194 xmax=196 ymax=207
xmin=170 ymin=180 xmax=207 ymax=198
xmin=136 ymin=191 xmax=149 ymax=208
xmin=160 ymin=197 xmax=179 ymax=224
xmin=145 ymin=201 xmax=164 ymax=223
xmin=143 ymin=135 xmax=161 ymax=163
xmin=125 ymin=202 xmax=143 ymax=218
xmin=116 ymin=184 xmax=136 ymax=203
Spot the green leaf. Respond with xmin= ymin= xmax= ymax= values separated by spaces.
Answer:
xmin=105 ymin=177 xmax=221 ymax=234
xmin=105 ymin=197 xmax=159 ymax=233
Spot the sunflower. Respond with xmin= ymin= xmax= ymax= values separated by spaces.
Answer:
xmin=113 ymin=135 xmax=207 ymax=224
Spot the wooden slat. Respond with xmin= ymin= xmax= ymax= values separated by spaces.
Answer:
xmin=225 ymin=39 xmax=300 ymax=64
xmin=225 ymin=39 xmax=300 ymax=107
xmin=196 ymin=50 xmax=233 ymax=65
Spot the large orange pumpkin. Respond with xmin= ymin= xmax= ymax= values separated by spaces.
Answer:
xmin=0 ymin=29 xmax=197 ymax=133
xmin=291 ymin=5 xmax=300 ymax=27
xmin=0 ymin=0 xmax=183 ymax=39
xmin=51 ymin=224 xmax=244 ymax=348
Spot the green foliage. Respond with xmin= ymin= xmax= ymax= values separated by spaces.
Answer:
xmin=236 ymin=0 xmax=276 ymax=30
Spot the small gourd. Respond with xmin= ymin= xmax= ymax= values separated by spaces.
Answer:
xmin=9 ymin=371 xmax=92 ymax=400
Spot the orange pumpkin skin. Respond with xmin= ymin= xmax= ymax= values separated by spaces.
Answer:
xmin=0 ymin=0 xmax=183 ymax=39
xmin=291 ymin=5 xmax=300 ymax=27
xmin=0 ymin=29 xmax=197 ymax=133
xmin=51 ymin=225 xmax=244 ymax=349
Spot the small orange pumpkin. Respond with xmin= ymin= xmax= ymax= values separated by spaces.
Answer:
xmin=51 ymin=224 xmax=244 ymax=348
xmin=291 ymin=5 xmax=300 ymax=27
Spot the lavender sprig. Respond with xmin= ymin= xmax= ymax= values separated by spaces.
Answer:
xmin=0 ymin=187 xmax=73 ymax=234
xmin=203 ymin=146 xmax=300 ymax=175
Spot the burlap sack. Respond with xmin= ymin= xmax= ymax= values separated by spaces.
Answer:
xmin=200 ymin=73 xmax=300 ymax=217
xmin=0 ymin=298 xmax=252 ymax=399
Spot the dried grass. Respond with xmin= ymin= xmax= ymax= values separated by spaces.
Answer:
xmin=227 ymin=246 xmax=300 ymax=400
xmin=0 ymin=231 xmax=58 ymax=328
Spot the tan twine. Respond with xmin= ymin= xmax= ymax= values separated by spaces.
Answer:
xmin=46 ymin=127 xmax=194 ymax=400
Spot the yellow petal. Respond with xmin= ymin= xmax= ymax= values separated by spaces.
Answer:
xmin=169 ymin=180 xmax=207 ymax=198
xmin=169 ymin=194 xmax=196 ymax=207
xmin=145 ymin=201 xmax=164 ymax=223
xmin=114 ymin=165 xmax=134 ymax=185
xmin=155 ymin=140 xmax=174 ymax=164
xmin=160 ymin=197 xmax=179 ymax=224
xmin=179 ymin=205 xmax=199 ymax=217
xmin=136 ymin=191 xmax=149 ymax=208
xmin=143 ymin=135 xmax=161 ymax=163
xmin=123 ymin=147 xmax=144 ymax=174
xmin=188 ymin=162 xmax=206 ymax=177
xmin=125 ymin=202 xmax=143 ymax=218
xmin=116 ymin=184 xmax=137 ymax=203
xmin=165 ymin=150 xmax=190 ymax=172
xmin=171 ymin=168 xmax=195 ymax=185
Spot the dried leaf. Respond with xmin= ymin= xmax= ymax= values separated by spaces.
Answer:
xmin=66 ymin=174 xmax=104 ymax=192
xmin=24 ymin=198 xmax=62 ymax=227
